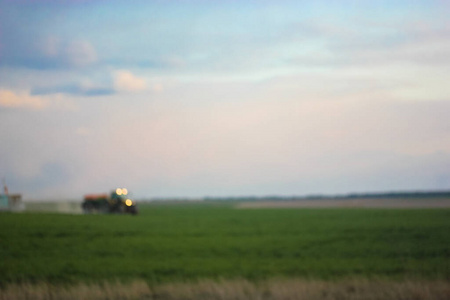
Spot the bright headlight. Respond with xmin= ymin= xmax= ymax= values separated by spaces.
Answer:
xmin=125 ymin=199 xmax=132 ymax=207
xmin=122 ymin=188 xmax=128 ymax=195
xmin=116 ymin=188 xmax=123 ymax=195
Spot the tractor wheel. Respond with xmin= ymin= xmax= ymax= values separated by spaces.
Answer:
xmin=99 ymin=202 xmax=110 ymax=214
xmin=114 ymin=203 xmax=125 ymax=214
xmin=130 ymin=206 xmax=138 ymax=215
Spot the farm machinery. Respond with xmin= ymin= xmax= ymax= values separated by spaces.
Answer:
xmin=82 ymin=188 xmax=138 ymax=215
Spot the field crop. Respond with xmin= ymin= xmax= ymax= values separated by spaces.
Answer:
xmin=0 ymin=202 xmax=449 ymax=286
xmin=2 ymin=279 xmax=450 ymax=300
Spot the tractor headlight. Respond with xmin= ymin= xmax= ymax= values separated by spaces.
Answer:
xmin=116 ymin=188 xmax=123 ymax=195
xmin=122 ymin=188 xmax=128 ymax=195
xmin=125 ymin=199 xmax=132 ymax=207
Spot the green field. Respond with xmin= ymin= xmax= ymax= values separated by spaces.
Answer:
xmin=1 ymin=202 xmax=449 ymax=285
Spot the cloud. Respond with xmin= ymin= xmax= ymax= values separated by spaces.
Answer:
xmin=29 ymin=71 xmax=160 ymax=97
xmin=113 ymin=70 xmax=147 ymax=92
xmin=1 ymin=35 xmax=98 ymax=69
xmin=288 ymin=20 xmax=450 ymax=70
xmin=0 ymin=89 xmax=75 ymax=110
xmin=0 ymin=89 xmax=47 ymax=109
xmin=36 ymin=37 xmax=97 ymax=68
xmin=61 ymin=40 xmax=97 ymax=68
xmin=32 ymin=83 xmax=115 ymax=97
xmin=30 ymin=71 xmax=155 ymax=96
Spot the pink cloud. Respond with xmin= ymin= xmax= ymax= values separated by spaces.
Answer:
xmin=0 ymin=89 xmax=47 ymax=109
xmin=0 ymin=89 xmax=76 ymax=110
xmin=113 ymin=70 xmax=147 ymax=92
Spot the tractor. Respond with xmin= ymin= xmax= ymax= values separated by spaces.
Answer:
xmin=82 ymin=188 xmax=138 ymax=215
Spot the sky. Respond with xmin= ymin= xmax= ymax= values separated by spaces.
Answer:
xmin=1 ymin=0 xmax=450 ymax=200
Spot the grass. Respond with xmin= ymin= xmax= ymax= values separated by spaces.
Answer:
xmin=1 ymin=279 xmax=449 ymax=300
xmin=0 ymin=202 xmax=449 ymax=285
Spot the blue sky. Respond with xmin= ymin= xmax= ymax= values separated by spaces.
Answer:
xmin=1 ymin=0 xmax=449 ymax=200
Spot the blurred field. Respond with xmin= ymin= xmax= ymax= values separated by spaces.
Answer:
xmin=237 ymin=197 xmax=450 ymax=208
xmin=2 ymin=278 xmax=449 ymax=300
xmin=1 ymin=201 xmax=449 ymax=286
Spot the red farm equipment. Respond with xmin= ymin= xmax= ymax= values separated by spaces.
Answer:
xmin=82 ymin=188 xmax=138 ymax=215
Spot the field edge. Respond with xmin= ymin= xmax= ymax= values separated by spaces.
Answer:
xmin=1 ymin=278 xmax=449 ymax=300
